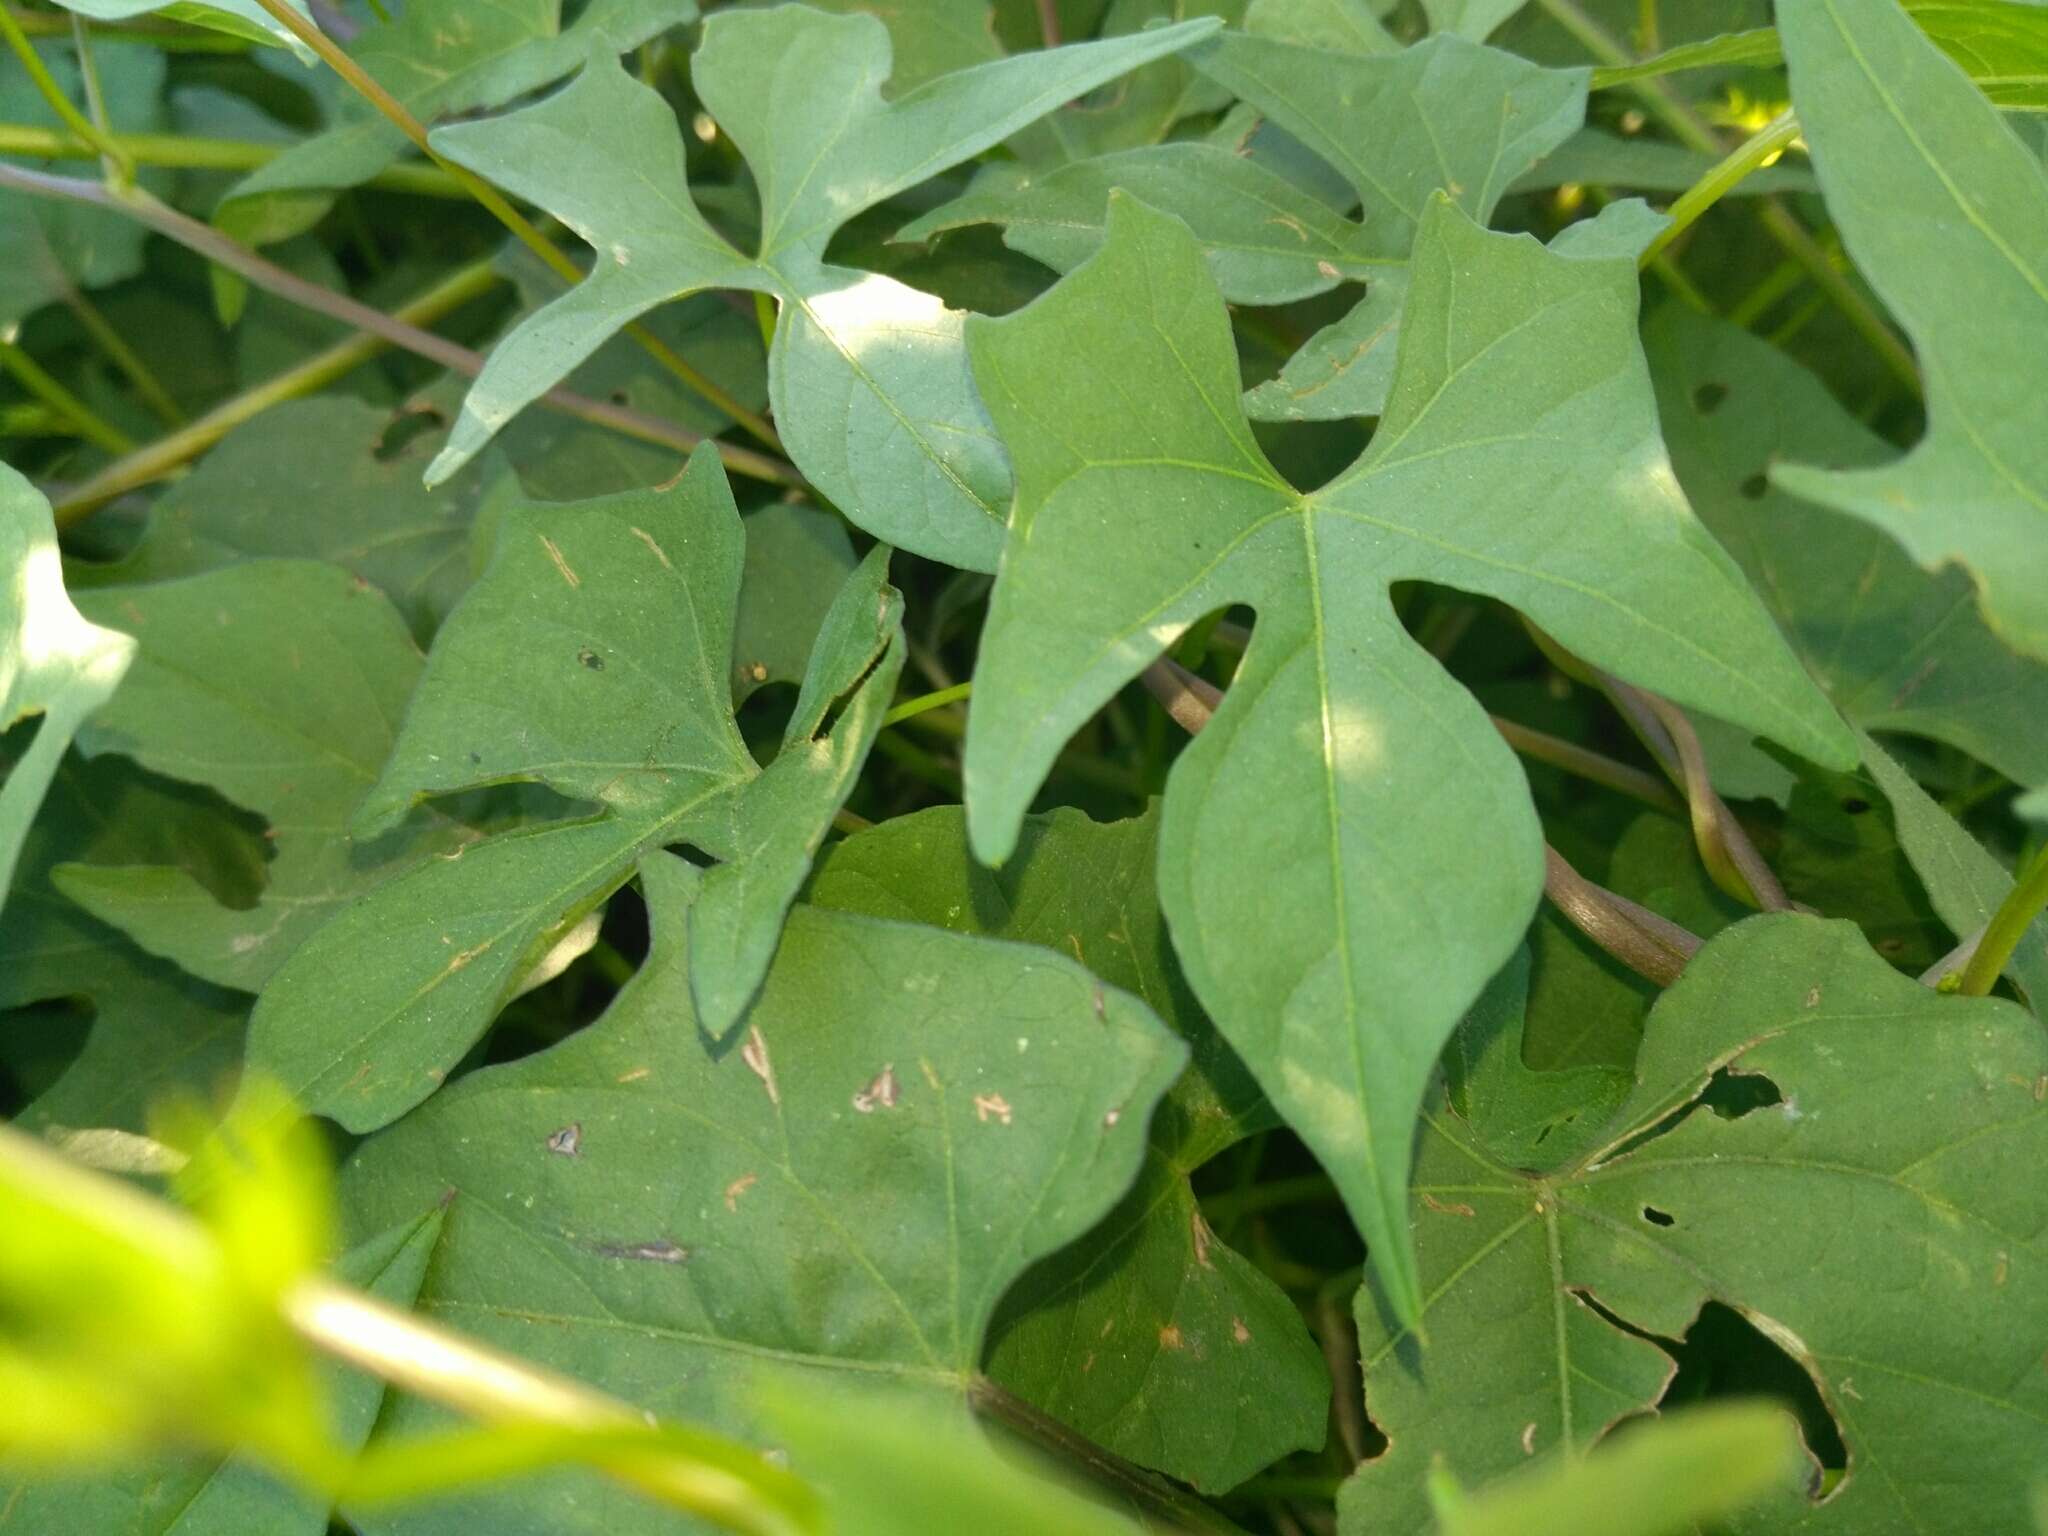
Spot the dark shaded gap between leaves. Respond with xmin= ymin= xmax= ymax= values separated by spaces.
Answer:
xmin=371 ymin=403 xmax=447 ymax=461
xmin=473 ymin=880 xmax=650 ymax=1072
xmin=810 ymin=640 xmax=893 ymax=745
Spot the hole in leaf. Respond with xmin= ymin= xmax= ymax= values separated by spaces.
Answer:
xmin=1663 ymin=1302 xmax=1848 ymax=1485
xmin=609 ymin=389 xmax=630 ymax=406
xmin=1640 ymin=1205 xmax=1675 ymax=1227
xmin=1699 ymin=1065 xmax=1785 ymax=1119
xmin=1692 ymin=381 xmax=1728 ymax=414
xmin=1739 ymin=472 xmax=1770 ymax=499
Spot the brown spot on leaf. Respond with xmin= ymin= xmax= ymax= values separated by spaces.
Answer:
xmin=539 ymin=534 xmax=581 ymax=588
xmin=725 ymin=1173 xmax=757 ymax=1212
xmin=1805 ymin=987 xmax=1822 ymax=1008
xmin=1158 ymin=1324 xmax=1184 ymax=1351
xmin=973 ymin=1092 xmax=1013 ymax=1125
xmin=1191 ymin=1209 xmax=1215 ymax=1269
xmin=546 ymin=1123 xmax=582 ymax=1157
xmin=1316 ymin=259 xmax=1340 ymax=278
xmin=1232 ymin=1317 xmax=1251 ymax=1344
xmin=630 ymin=525 xmax=673 ymax=569
xmin=591 ymin=1240 xmax=689 ymax=1264
xmin=1422 ymin=1192 xmax=1476 ymax=1218
xmin=742 ymin=1025 xmax=779 ymax=1106
xmin=579 ymin=647 xmax=605 ymax=671
xmin=853 ymin=1065 xmax=900 ymax=1113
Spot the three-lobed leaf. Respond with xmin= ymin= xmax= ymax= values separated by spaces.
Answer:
xmin=961 ymin=190 xmax=1854 ymax=1327
xmin=1339 ymin=915 xmax=2048 ymax=1534
xmin=244 ymin=447 xmax=903 ymax=1131
xmin=420 ymin=7 xmax=1222 ymax=570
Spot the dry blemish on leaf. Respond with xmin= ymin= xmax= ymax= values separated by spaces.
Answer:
xmin=1158 ymin=1324 xmax=1184 ymax=1351
xmin=1232 ymin=1317 xmax=1251 ymax=1344
xmin=725 ymin=1173 xmax=757 ymax=1212
xmin=1805 ymin=986 xmax=1822 ymax=1008
xmin=919 ymin=1059 xmax=942 ymax=1091
xmin=973 ymin=1092 xmax=1013 ymax=1125
xmin=853 ymin=1065 xmax=900 ymax=1113
xmin=1103 ymin=1107 xmax=1121 ymax=1128
xmin=1995 ymin=1250 xmax=2010 ymax=1286
xmin=742 ymin=1025 xmax=780 ymax=1106
xmin=578 ymin=646 xmax=605 ymax=671
xmin=1521 ymin=1422 xmax=1538 ymax=1455
xmin=617 ymin=1066 xmax=651 ymax=1084
xmin=539 ymin=533 xmax=581 ymax=589
xmin=1191 ymin=1209 xmax=1215 ymax=1269
xmin=1082 ymin=1351 xmax=1096 ymax=1372
xmin=546 ymin=1123 xmax=582 ymax=1156
xmin=1316 ymin=259 xmax=1340 ymax=279
xmin=1422 ymin=1192 xmax=1476 ymax=1218
xmin=1267 ymin=213 xmax=1309 ymax=242
xmin=1840 ymin=1377 xmax=1863 ymax=1401
xmin=629 ymin=525 xmax=672 ymax=569
xmin=591 ymin=1239 xmax=689 ymax=1263
xmin=748 ymin=661 xmax=769 ymax=682
xmin=442 ymin=940 xmax=491 ymax=975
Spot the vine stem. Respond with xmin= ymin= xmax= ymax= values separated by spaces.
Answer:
xmin=0 ymin=163 xmax=802 ymax=514
xmin=1534 ymin=0 xmax=1921 ymax=396
xmin=0 ymin=2 xmax=131 ymax=177
xmin=1142 ymin=659 xmax=1704 ymax=987
xmin=0 ymin=121 xmax=466 ymax=194
xmin=967 ymin=1377 xmax=1253 ymax=1535
xmin=0 ymin=337 xmax=134 ymax=454
xmin=1641 ymin=109 xmax=1800 ymax=266
xmin=1957 ymin=844 xmax=2048 ymax=998
xmin=246 ymin=0 xmax=787 ymax=456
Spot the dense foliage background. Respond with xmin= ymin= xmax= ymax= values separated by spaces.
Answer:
xmin=2 ymin=0 xmax=2046 ymax=1531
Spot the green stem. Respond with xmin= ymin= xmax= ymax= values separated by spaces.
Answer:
xmin=66 ymin=288 xmax=185 ymax=425
xmin=0 ymin=121 xmax=464 ymax=193
xmin=968 ymin=1377 xmax=1252 ymax=1536
xmin=1957 ymin=845 xmax=2048 ymax=998
xmin=2 ymin=5 xmax=252 ymax=51
xmin=881 ymin=681 xmax=971 ymax=728
xmin=0 ymin=4 xmax=131 ymax=178
xmin=248 ymin=0 xmax=788 ymax=458
xmin=67 ymin=12 xmax=125 ymax=187
xmin=1727 ymin=254 xmax=1805 ymax=329
xmin=0 ymin=337 xmax=133 ymax=454
xmin=1642 ymin=109 xmax=1800 ymax=266
xmin=51 ymin=257 xmax=502 ymax=522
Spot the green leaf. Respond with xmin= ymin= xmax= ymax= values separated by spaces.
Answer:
xmin=1184 ymin=33 xmax=1587 ymax=423
xmin=1241 ymin=0 xmax=1394 ymax=54
xmin=764 ymin=1384 xmax=1144 ymax=1536
xmin=1647 ymin=308 xmax=2048 ymax=791
xmin=50 ymin=0 xmax=319 ymax=60
xmin=1600 ymin=5 xmax=2048 ymax=112
xmin=1860 ymin=731 xmax=2048 ymax=1008
xmin=1774 ymin=0 xmax=2048 ymax=660
xmin=1431 ymin=1402 xmax=1800 ymax=1536
xmin=732 ymin=503 xmax=859 ymax=704
xmin=52 ymin=562 xmax=461 ymax=993
xmin=70 ymin=398 xmax=502 ymax=646
xmin=0 ymin=44 xmax=164 ymax=329
xmin=808 ymin=804 xmax=1325 ymax=1491
xmin=420 ymin=9 xmax=1223 ymax=570
xmin=244 ymin=448 xmax=903 ymax=1132
xmin=1420 ymin=0 xmax=1529 ymax=43
xmin=0 ymin=1208 xmax=443 ymax=1536
xmin=1 ymin=466 xmax=136 ymax=904
xmin=1339 ymin=914 xmax=2048 ymax=1533
xmin=961 ymin=192 xmax=1854 ymax=1328
xmin=214 ymin=0 xmax=692 ymax=248
xmin=335 ymin=850 xmax=1185 ymax=1534
xmin=897 ymin=145 xmax=1390 ymax=306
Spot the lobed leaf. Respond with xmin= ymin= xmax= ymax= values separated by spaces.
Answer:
xmin=420 ymin=7 xmax=1222 ymax=570
xmin=1339 ymin=914 xmax=2048 ymax=1534
xmin=335 ymin=850 xmax=1187 ymax=1535
xmin=1775 ymin=0 xmax=2048 ymax=660
xmin=961 ymin=191 xmax=1853 ymax=1327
